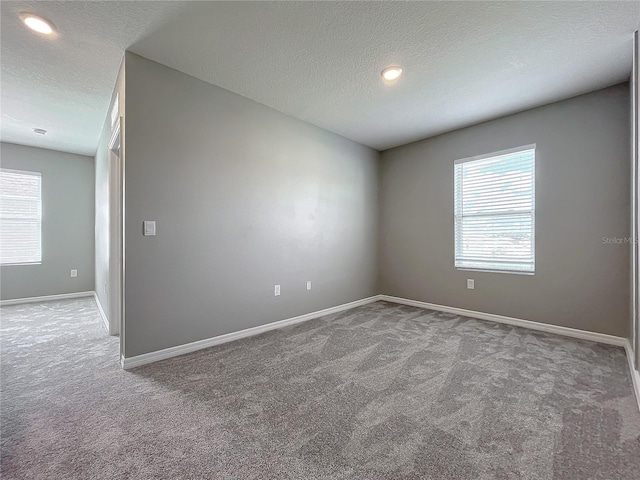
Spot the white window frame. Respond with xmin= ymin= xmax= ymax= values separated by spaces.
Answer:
xmin=454 ymin=144 xmax=536 ymax=275
xmin=0 ymin=168 xmax=42 ymax=265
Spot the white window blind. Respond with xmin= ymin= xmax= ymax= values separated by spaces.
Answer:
xmin=0 ymin=169 xmax=42 ymax=264
xmin=454 ymin=145 xmax=535 ymax=273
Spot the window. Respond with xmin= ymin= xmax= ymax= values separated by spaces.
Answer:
xmin=454 ymin=145 xmax=535 ymax=274
xmin=0 ymin=169 xmax=42 ymax=264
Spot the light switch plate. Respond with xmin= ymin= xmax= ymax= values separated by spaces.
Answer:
xmin=467 ymin=279 xmax=475 ymax=289
xmin=143 ymin=221 xmax=156 ymax=236
xmin=70 ymin=269 xmax=77 ymax=278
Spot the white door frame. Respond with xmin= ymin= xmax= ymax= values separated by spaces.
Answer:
xmin=108 ymin=120 xmax=123 ymax=340
xmin=631 ymin=31 xmax=640 ymax=369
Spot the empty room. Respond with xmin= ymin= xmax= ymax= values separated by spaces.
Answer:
xmin=1 ymin=1 xmax=640 ymax=479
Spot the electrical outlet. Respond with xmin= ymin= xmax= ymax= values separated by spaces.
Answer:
xmin=274 ymin=285 xmax=280 ymax=296
xmin=143 ymin=220 xmax=156 ymax=236
xmin=70 ymin=269 xmax=78 ymax=278
xmin=467 ymin=279 xmax=474 ymax=290
xmin=306 ymin=281 xmax=312 ymax=291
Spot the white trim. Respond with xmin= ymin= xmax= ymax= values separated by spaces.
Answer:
xmin=108 ymin=120 xmax=123 ymax=337
xmin=93 ymin=292 xmax=110 ymax=334
xmin=624 ymin=340 xmax=640 ymax=412
xmin=631 ymin=30 xmax=640 ymax=368
xmin=110 ymin=92 xmax=119 ymax=129
xmin=453 ymin=143 xmax=536 ymax=165
xmin=119 ymin=291 xmax=638 ymax=413
xmin=454 ymin=267 xmax=534 ymax=276
xmin=379 ymin=295 xmax=626 ymax=347
xmin=0 ymin=167 xmax=41 ymax=177
xmin=0 ymin=291 xmax=94 ymax=306
xmin=122 ymin=296 xmax=380 ymax=369
xmin=0 ymin=262 xmax=42 ymax=266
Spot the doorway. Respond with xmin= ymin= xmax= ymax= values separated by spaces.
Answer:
xmin=108 ymin=119 xmax=123 ymax=357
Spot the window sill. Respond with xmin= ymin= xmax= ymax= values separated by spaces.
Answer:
xmin=1 ymin=262 xmax=42 ymax=266
xmin=455 ymin=267 xmax=534 ymax=276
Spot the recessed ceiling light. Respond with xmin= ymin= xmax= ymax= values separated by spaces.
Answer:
xmin=381 ymin=66 xmax=403 ymax=83
xmin=33 ymin=128 xmax=47 ymax=136
xmin=20 ymin=13 xmax=55 ymax=35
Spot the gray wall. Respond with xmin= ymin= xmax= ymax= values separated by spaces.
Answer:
xmin=123 ymin=53 xmax=379 ymax=357
xmin=379 ymin=85 xmax=631 ymax=337
xmin=1 ymin=142 xmax=95 ymax=300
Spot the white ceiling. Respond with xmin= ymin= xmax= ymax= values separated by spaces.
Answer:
xmin=1 ymin=1 xmax=639 ymax=155
xmin=0 ymin=1 xmax=187 ymax=155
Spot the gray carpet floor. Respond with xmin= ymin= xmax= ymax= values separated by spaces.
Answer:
xmin=1 ymin=298 xmax=639 ymax=479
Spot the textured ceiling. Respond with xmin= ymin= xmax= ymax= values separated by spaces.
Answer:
xmin=1 ymin=1 xmax=639 ymax=155
xmin=0 ymin=1 xmax=187 ymax=155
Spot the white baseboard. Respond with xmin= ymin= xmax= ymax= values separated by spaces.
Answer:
xmin=624 ymin=340 xmax=640 ymax=412
xmin=93 ymin=292 xmax=110 ymax=334
xmin=120 ymin=291 xmax=639 ymax=411
xmin=121 ymin=295 xmax=380 ymax=369
xmin=0 ymin=291 xmax=94 ymax=307
xmin=379 ymin=295 xmax=626 ymax=347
